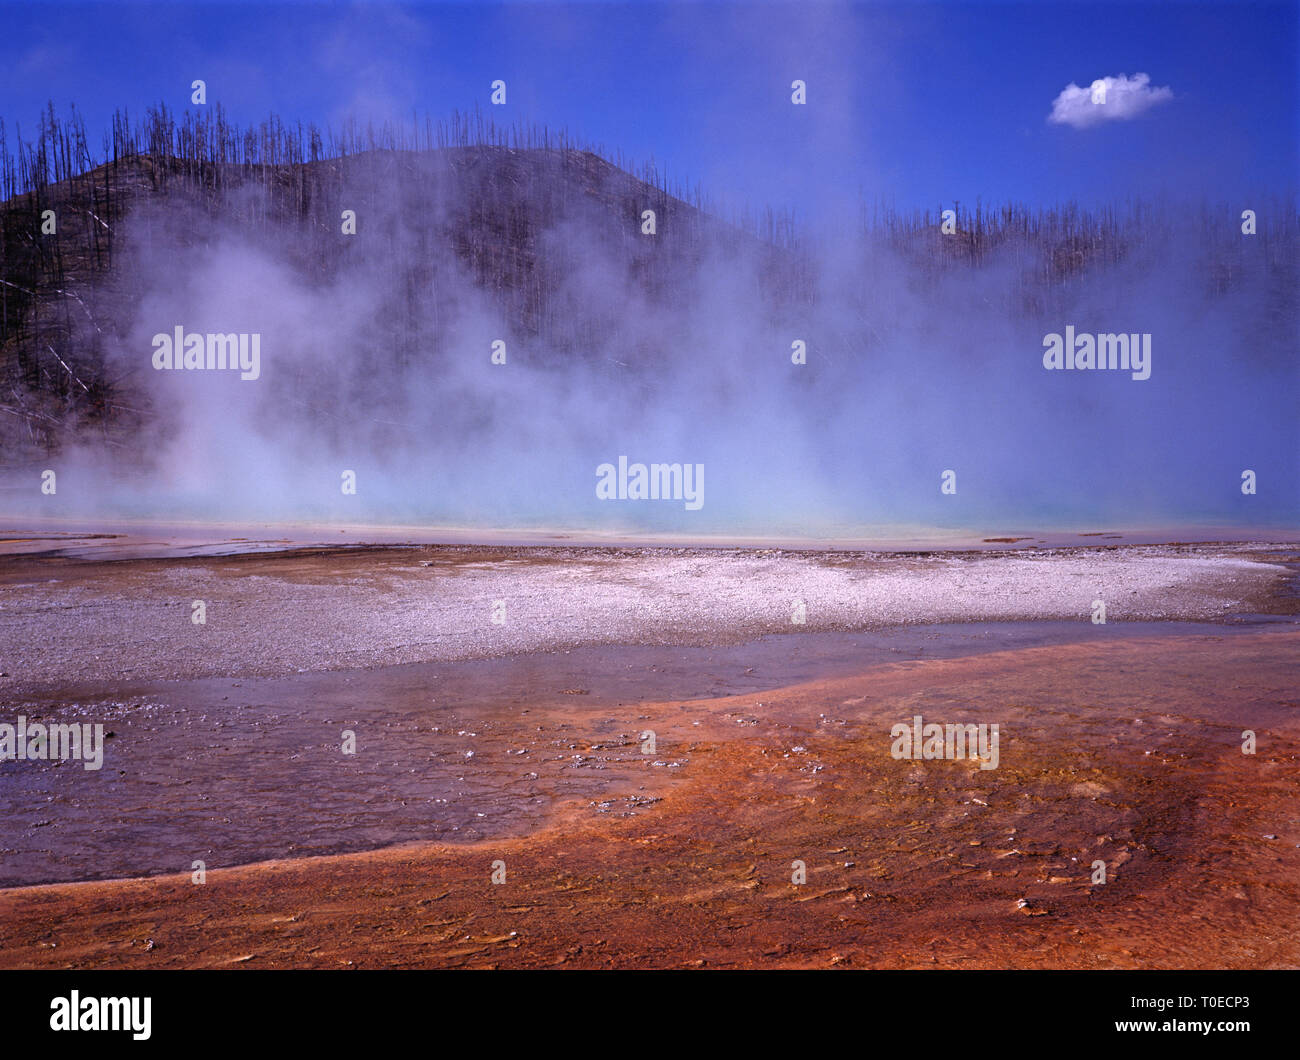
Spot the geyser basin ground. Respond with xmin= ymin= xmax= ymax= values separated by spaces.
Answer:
xmin=0 ymin=537 xmax=1296 ymax=968
xmin=0 ymin=537 xmax=1293 ymax=685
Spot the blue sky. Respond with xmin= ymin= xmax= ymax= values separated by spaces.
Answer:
xmin=1 ymin=0 xmax=1295 ymax=222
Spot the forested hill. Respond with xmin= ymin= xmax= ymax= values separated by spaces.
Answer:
xmin=0 ymin=104 xmax=1293 ymax=464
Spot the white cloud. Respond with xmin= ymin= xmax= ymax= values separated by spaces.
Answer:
xmin=1048 ymin=72 xmax=1173 ymax=129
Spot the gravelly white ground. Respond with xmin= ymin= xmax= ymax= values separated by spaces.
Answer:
xmin=0 ymin=543 xmax=1290 ymax=687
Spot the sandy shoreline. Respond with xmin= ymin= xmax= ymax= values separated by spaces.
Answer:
xmin=2 ymin=631 xmax=1296 ymax=969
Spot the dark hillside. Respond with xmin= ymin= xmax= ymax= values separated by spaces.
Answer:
xmin=0 ymin=104 xmax=1294 ymax=464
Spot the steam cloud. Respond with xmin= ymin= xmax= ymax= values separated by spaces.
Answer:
xmin=19 ymin=153 xmax=1296 ymax=539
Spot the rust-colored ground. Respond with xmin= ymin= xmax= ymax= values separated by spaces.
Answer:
xmin=1 ymin=631 xmax=1296 ymax=969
